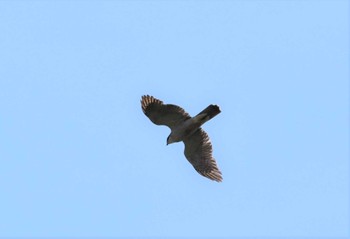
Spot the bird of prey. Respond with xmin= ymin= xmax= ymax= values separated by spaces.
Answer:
xmin=141 ymin=95 xmax=222 ymax=182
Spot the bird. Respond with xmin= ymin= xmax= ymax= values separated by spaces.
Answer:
xmin=141 ymin=95 xmax=222 ymax=182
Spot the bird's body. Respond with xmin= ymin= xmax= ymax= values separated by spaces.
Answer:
xmin=167 ymin=105 xmax=221 ymax=144
xmin=141 ymin=95 xmax=222 ymax=182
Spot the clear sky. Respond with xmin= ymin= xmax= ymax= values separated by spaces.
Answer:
xmin=0 ymin=1 xmax=348 ymax=238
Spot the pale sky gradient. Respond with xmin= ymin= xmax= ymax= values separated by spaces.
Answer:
xmin=0 ymin=1 xmax=349 ymax=238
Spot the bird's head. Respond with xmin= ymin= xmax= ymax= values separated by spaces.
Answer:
xmin=166 ymin=134 xmax=175 ymax=145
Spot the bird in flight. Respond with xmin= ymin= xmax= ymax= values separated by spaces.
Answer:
xmin=141 ymin=95 xmax=222 ymax=182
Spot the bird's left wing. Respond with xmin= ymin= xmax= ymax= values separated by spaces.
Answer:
xmin=141 ymin=95 xmax=191 ymax=130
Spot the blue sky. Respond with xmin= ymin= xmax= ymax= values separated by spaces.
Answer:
xmin=0 ymin=1 xmax=348 ymax=238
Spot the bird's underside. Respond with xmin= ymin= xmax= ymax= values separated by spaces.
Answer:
xmin=141 ymin=95 xmax=222 ymax=182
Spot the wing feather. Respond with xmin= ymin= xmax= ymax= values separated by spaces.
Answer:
xmin=183 ymin=129 xmax=222 ymax=182
xmin=141 ymin=95 xmax=190 ymax=129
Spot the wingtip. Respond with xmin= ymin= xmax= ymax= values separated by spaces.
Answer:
xmin=199 ymin=170 xmax=223 ymax=182
xmin=211 ymin=173 xmax=223 ymax=183
xmin=140 ymin=95 xmax=163 ymax=114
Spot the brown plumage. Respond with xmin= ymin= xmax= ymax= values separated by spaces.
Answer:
xmin=141 ymin=95 xmax=222 ymax=182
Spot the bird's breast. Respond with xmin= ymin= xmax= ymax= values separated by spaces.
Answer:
xmin=171 ymin=118 xmax=201 ymax=141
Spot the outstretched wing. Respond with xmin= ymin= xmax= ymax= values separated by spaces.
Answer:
xmin=141 ymin=95 xmax=191 ymax=129
xmin=183 ymin=128 xmax=222 ymax=182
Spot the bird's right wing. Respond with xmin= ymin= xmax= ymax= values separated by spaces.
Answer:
xmin=183 ymin=129 xmax=222 ymax=182
xmin=141 ymin=95 xmax=191 ymax=129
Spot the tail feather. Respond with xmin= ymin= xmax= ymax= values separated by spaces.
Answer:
xmin=196 ymin=105 xmax=221 ymax=122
